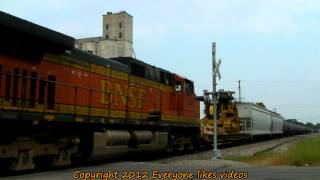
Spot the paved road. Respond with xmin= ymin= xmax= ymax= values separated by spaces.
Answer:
xmin=3 ymin=161 xmax=320 ymax=180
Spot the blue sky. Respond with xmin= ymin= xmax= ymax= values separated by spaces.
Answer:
xmin=1 ymin=0 xmax=320 ymax=123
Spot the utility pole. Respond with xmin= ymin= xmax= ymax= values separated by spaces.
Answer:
xmin=212 ymin=42 xmax=221 ymax=160
xmin=238 ymin=80 xmax=241 ymax=102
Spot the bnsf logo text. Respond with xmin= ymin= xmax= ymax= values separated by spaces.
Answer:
xmin=100 ymin=80 xmax=147 ymax=109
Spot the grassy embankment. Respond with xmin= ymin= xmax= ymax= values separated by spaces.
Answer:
xmin=226 ymin=135 xmax=320 ymax=166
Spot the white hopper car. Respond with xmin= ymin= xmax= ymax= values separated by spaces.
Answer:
xmin=237 ymin=102 xmax=283 ymax=137
xmin=236 ymin=102 xmax=311 ymax=137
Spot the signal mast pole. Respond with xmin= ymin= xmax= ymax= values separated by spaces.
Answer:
xmin=238 ymin=80 xmax=241 ymax=102
xmin=212 ymin=42 xmax=221 ymax=160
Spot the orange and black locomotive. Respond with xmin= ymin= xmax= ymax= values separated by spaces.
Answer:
xmin=0 ymin=11 xmax=200 ymax=170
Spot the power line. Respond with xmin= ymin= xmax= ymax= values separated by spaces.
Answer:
xmin=223 ymin=80 xmax=320 ymax=84
xmin=198 ymin=80 xmax=320 ymax=87
xmin=278 ymin=106 xmax=320 ymax=110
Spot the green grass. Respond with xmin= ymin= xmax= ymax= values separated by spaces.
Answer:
xmin=286 ymin=136 xmax=320 ymax=166
xmin=226 ymin=135 xmax=320 ymax=166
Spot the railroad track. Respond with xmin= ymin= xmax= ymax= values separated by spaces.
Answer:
xmin=2 ymin=134 xmax=311 ymax=178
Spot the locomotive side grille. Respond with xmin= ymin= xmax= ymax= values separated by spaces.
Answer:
xmin=12 ymin=68 xmax=19 ymax=106
xmin=21 ymin=70 xmax=27 ymax=107
xmin=38 ymin=79 xmax=46 ymax=105
xmin=0 ymin=65 xmax=2 ymax=98
xmin=29 ymin=72 xmax=37 ymax=108
xmin=5 ymin=71 xmax=11 ymax=101
xmin=47 ymin=75 xmax=56 ymax=110
xmin=0 ymin=66 xmax=58 ymax=114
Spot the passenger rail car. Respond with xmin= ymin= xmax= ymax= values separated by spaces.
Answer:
xmin=0 ymin=11 xmax=200 ymax=171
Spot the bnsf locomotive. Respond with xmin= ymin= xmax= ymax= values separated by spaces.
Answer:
xmin=0 ymin=12 xmax=200 ymax=170
xmin=0 ymin=11 xmax=313 ymax=172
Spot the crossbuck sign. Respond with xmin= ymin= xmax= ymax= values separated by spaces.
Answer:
xmin=213 ymin=59 xmax=221 ymax=80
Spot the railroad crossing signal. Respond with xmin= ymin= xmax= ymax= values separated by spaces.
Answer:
xmin=213 ymin=58 xmax=221 ymax=80
xmin=211 ymin=42 xmax=222 ymax=160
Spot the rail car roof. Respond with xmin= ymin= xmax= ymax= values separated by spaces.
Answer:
xmin=112 ymin=57 xmax=194 ymax=82
xmin=111 ymin=56 xmax=172 ymax=75
xmin=111 ymin=57 xmax=159 ymax=70
xmin=112 ymin=56 xmax=175 ymax=82
xmin=0 ymin=11 xmax=74 ymax=52
xmin=65 ymin=49 xmax=129 ymax=73
xmin=236 ymin=102 xmax=282 ymax=116
xmin=112 ymin=57 xmax=195 ymax=84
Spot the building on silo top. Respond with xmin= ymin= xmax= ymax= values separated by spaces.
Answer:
xmin=75 ymin=11 xmax=133 ymax=58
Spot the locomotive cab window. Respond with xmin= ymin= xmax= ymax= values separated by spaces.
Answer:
xmin=184 ymin=79 xmax=194 ymax=95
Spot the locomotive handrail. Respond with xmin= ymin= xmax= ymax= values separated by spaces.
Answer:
xmin=0 ymin=71 xmax=160 ymax=120
xmin=0 ymin=71 xmax=162 ymax=101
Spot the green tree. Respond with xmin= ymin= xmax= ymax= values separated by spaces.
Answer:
xmin=305 ymin=122 xmax=315 ymax=129
xmin=256 ymin=102 xmax=266 ymax=108
xmin=287 ymin=119 xmax=298 ymax=124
